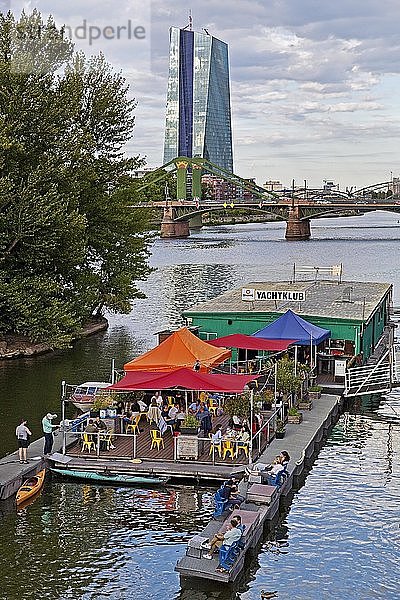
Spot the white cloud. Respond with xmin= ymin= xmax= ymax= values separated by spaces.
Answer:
xmin=6 ymin=0 xmax=400 ymax=187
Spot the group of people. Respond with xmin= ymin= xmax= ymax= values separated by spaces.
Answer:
xmin=15 ymin=412 xmax=58 ymax=463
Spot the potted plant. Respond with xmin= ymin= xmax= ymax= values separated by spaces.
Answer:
xmin=90 ymin=393 xmax=114 ymax=417
xmin=180 ymin=414 xmax=199 ymax=435
xmin=275 ymin=419 xmax=286 ymax=439
xmin=287 ymin=406 xmax=303 ymax=424
xmin=261 ymin=389 xmax=274 ymax=411
xmin=298 ymin=392 xmax=313 ymax=411
xmin=308 ymin=385 xmax=322 ymax=400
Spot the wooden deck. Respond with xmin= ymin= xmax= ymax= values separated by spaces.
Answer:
xmin=65 ymin=413 xmax=269 ymax=467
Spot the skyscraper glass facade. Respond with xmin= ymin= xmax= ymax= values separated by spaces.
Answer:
xmin=164 ymin=27 xmax=233 ymax=172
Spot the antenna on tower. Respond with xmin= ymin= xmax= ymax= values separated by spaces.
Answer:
xmin=189 ymin=9 xmax=193 ymax=31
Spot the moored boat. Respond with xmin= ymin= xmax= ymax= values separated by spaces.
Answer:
xmin=51 ymin=468 xmax=168 ymax=486
xmin=69 ymin=381 xmax=110 ymax=412
xmin=16 ymin=469 xmax=46 ymax=505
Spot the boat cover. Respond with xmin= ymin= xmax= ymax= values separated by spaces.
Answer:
xmin=253 ymin=309 xmax=330 ymax=345
xmin=108 ymin=367 xmax=259 ymax=392
xmin=208 ymin=334 xmax=296 ymax=351
xmin=124 ymin=327 xmax=231 ymax=372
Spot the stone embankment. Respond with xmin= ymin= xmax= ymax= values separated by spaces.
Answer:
xmin=0 ymin=317 xmax=108 ymax=360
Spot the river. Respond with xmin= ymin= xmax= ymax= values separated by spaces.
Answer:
xmin=0 ymin=211 xmax=399 ymax=598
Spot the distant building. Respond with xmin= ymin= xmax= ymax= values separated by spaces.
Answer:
xmin=323 ymin=179 xmax=339 ymax=193
xmin=390 ymin=177 xmax=400 ymax=195
xmin=163 ymin=26 xmax=233 ymax=172
xmin=201 ymin=174 xmax=257 ymax=201
xmin=264 ymin=180 xmax=283 ymax=192
xmin=131 ymin=167 xmax=155 ymax=178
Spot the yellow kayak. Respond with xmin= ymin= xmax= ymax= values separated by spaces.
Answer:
xmin=16 ymin=469 xmax=46 ymax=505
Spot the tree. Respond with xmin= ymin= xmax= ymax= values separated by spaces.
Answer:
xmin=0 ymin=10 xmax=152 ymax=347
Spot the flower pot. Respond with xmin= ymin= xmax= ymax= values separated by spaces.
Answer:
xmin=287 ymin=413 xmax=303 ymax=424
xmin=309 ymin=391 xmax=321 ymax=400
xmin=298 ymin=400 xmax=313 ymax=411
xmin=275 ymin=430 xmax=285 ymax=439
xmin=180 ymin=427 xmax=199 ymax=435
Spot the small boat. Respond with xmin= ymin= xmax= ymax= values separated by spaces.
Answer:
xmin=16 ymin=469 xmax=46 ymax=505
xmin=51 ymin=468 xmax=168 ymax=486
xmin=69 ymin=381 xmax=110 ymax=412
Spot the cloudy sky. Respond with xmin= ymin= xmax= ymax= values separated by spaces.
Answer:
xmin=8 ymin=0 xmax=400 ymax=188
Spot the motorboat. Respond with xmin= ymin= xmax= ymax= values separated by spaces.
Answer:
xmin=69 ymin=381 xmax=110 ymax=412
xmin=51 ymin=468 xmax=168 ymax=486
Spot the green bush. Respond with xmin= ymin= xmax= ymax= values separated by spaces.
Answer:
xmin=309 ymin=385 xmax=322 ymax=392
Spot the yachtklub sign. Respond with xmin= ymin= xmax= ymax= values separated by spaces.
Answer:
xmin=241 ymin=288 xmax=306 ymax=302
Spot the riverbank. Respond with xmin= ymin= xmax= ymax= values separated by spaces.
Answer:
xmin=0 ymin=317 xmax=108 ymax=360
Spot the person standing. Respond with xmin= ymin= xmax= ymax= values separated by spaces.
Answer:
xmin=42 ymin=413 xmax=58 ymax=456
xmin=16 ymin=419 xmax=32 ymax=464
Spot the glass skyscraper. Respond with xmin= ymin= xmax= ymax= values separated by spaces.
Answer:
xmin=163 ymin=27 xmax=233 ymax=172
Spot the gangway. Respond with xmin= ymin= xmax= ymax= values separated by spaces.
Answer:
xmin=344 ymin=348 xmax=397 ymax=397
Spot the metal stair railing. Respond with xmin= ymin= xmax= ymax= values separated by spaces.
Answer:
xmin=344 ymin=348 xmax=392 ymax=397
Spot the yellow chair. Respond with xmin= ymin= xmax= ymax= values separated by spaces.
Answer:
xmin=235 ymin=441 xmax=249 ymax=458
xmin=126 ymin=414 xmax=141 ymax=435
xmin=222 ymin=439 xmax=235 ymax=460
xmin=100 ymin=432 xmax=114 ymax=451
xmin=208 ymin=405 xmax=218 ymax=417
xmin=82 ymin=433 xmax=95 ymax=453
xmin=167 ymin=396 xmax=175 ymax=407
xmin=150 ymin=429 xmax=164 ymax=451
xmin=209 ymin=434 xmax=222 ymax=457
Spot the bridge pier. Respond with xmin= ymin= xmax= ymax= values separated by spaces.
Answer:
xmin=285 ymin=207 xmax=311 ymax=241
xmin=160 ymin=206 xmax=190 ymax=238
xmin=189 ymin=214 xmax=203 ymax=229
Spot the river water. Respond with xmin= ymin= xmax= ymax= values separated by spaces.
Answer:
xmin=0 ymin=211 xmax=400 ymax=598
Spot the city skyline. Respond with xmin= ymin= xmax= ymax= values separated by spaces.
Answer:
xmin=8 ymin=0 xmax=400 ymax=188
xmin=163 ymin=26 xmax=233 ymax=172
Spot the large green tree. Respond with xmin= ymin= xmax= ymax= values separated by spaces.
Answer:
xmin=0 ymin=10 xmax=152 ymax=347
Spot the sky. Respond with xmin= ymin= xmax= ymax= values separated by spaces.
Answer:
xmin=7 ymin=0 xmax=400 ymax=188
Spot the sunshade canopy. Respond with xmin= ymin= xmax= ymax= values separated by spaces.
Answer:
xmin=124 ymin=327 xmax=231 ymax=372
xmin=108 ymin=368 xmax=259 ymax=393
xmin=208 ymin=333 xmax=296 ymax=352
xmin=253 ymin=309 xmax=330 ymax=345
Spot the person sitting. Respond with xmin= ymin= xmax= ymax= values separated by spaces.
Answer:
xmin=203 ymin=515 xmax=242 ymax=559
xmin=229 ymin=414 xmax=242 ymax=432
xmin=85 ymin=419 xmax=97 ymax=434
xmin=130 ymin=400 xmax=141 ymax=418
xmin=116 ymin=401 xmax=125 ymax=416
xmin=93 ymin=416 xmax=107 ymax=431
xmin=211 ymin=424 xmax=223 ymax=445
xmin=188 ymin=401 xmax=199 ymax=415
xmin=168 ymin=404 xmax=179 ymax=424
xmin=161 ymin=404 xmax=170 ymax=420
xmin=220 ymin=477 xmax=245 ymax=511
xmin=261 ymin=451 xmax=290 ymax=484
xmin=151 ymin=391 xmax=163 ymax=408
xmin=216 ymin=519 xmax=243 ymax=572
xmin=138 ymin=398 xmax=148 ymax=413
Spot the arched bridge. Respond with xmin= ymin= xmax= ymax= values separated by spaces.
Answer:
xmin=135 ymin=157 xmax=400 ymax=240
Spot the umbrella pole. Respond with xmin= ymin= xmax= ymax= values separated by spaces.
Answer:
xmin=185 ymin=390 xmax=188 ymax=413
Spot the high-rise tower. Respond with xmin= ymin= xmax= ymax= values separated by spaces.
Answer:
xmin=163 ymin=26 xmax=233 ymax=172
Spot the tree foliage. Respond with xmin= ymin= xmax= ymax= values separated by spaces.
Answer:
xmin=0 ymin=10 xmax=152 ymax=347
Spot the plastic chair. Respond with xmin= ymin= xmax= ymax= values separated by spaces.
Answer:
xmin=218 ymin=540 xmax=242 ymax=571
xmin=147 ymin=406 xmax=161 ymax=425
xmin=209 ymin=434 xmax=222 ymax=457
xmin=213 ymin=490 xmax=228 ymax=518
xmin=222 ymin=439 xmax=235 ymax=460
xmin=235 ymin=441 xmax=249 ymax=458
xmin=150 ymin=429 xmax=164 ymax=451
xmin=126 ymin=414 xmax=141 ymax=435
xmin=208 ymin=405 xmax=218 ymax=417
xmin=82 ymin=433 xmax=95 ymax=453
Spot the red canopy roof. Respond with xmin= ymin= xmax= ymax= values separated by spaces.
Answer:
xmin=208 ymin=334 xmax=296 ymax=352
xmin=108 ymin=367 xmax=259 ymax=393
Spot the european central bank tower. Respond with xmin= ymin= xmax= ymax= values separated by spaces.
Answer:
xmin=163 ymin=27 xmax=233 ymax=172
